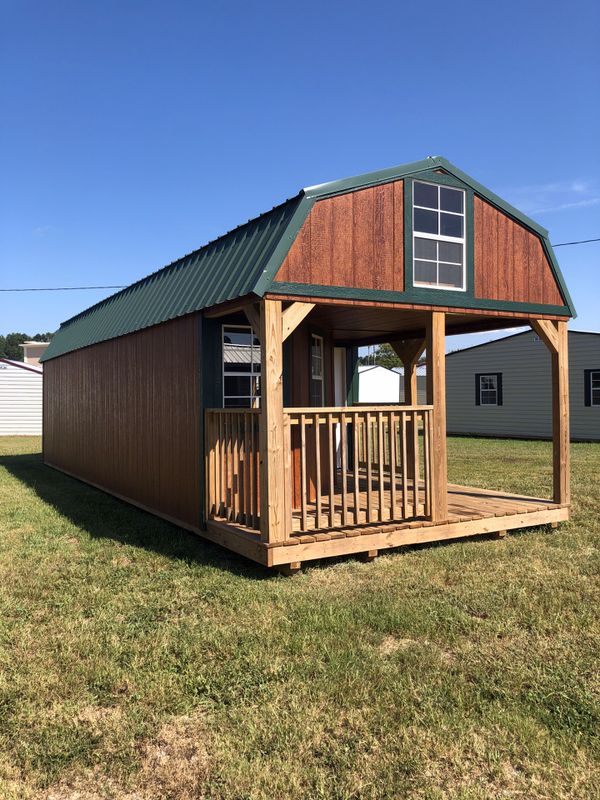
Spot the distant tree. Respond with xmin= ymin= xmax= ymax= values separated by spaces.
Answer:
xmin=358 ymin=343 xmax=402 ymax=370
xmin=0 ymin=331 xmax=54 ymax=360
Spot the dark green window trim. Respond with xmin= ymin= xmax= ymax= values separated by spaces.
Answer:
xmin=403 ymin=170 xmax=475 ymax=303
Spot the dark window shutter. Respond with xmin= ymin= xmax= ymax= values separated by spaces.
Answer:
xmin=497 ymin=373 xmax=503 ymax=406
xmin=475 ymin=374 xmax=480 ymax=405
xmin=584 ymin=370 xmax=592 ymax=407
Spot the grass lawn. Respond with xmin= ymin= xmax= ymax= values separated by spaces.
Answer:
xmin=0 ymin=436 xmax=598 ymax=799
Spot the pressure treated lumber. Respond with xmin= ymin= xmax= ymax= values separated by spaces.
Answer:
xmin=259 ymin=299 xmax=287 ymax=542
xmin=426 ymin=312 xmax=448 ymax=522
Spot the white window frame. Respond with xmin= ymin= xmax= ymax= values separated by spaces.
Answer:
xmin=310 ymin=334 xmax=324 ymax=406
xmin=413 ymin=180 xmax=466 ymax=292
xmin=222 ymin=324 xmax=261 ymax=408
xmin=479 ymin=374 xmax=498 ymax=406
xmin=591 ymin=370 xmax=600 ymax=407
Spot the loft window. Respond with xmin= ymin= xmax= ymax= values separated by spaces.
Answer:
xmin=222 ymin=325 xmax=261 ymax=408
xmin=476 ymin=373 xmax=503 ymax=406
xmin=310 ymin=334 xmax=324 ymax=406
xmin=586 ymin=369 xmax=600 ymax=407
xmin=413 ymin=180 xmax=466 ymax=290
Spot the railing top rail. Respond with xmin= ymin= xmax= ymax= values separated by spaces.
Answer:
xmin=285 ymin=405 xmax=433 ymax=414
xmin=205 ymin=407 xmax=260 ymax=414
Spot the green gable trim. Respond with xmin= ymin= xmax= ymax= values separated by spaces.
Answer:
xmin=269 ymin=281 xmax=571 ymax=318
xmin=42 ymin=155 xmax=575 ymax=363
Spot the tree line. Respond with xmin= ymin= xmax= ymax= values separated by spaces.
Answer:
xmin=0 ymin=332 xmax=54 ymax=361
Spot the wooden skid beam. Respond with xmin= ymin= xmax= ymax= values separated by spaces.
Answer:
xmin=268 ymin=506 xmax=569 ymax=566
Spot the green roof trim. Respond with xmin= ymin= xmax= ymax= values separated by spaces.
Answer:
xmin=42 ymin=156 xmax=575 ymax=363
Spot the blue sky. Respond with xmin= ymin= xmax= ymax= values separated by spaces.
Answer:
xmin=1 ymin=0 xmax=598 ymax=352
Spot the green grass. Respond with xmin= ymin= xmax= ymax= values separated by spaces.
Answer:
xmin=0 ymin=436 xmax=598 ymax=799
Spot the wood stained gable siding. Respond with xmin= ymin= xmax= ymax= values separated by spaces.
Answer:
xmin=275 ymin=181 xmax=565 ymax=312
xmin=276 ymin=182 xmax=404 ymax=291
xmin=473 ymin=196 xmax=564 ymax=307
xmin=43 ymin=315 xmax=201 ymax=530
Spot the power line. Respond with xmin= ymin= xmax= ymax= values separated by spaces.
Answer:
xmin=552 ymin=237 xmax=600 ymax=247
xmin=0 ymin=285 xmax=126 ymax=292
xmin=0 ymin=236 xmax=598 ymax=293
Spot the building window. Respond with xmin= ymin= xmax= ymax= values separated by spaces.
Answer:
xmin=585 ymin=369 xmax=600 ymax=407
xmin=310 ymin=334 xmax=324 ymax=406
xmin=222 ymin=325 xmax=261 ymax=407
xmin=413 ymin=180 xmax=466 ymax=290
xmin=476 ymin=373 xmax=503 ymax=406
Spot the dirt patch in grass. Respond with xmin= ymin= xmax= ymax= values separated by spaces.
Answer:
xmin=43 ymin=712 xmax=210 ymax=800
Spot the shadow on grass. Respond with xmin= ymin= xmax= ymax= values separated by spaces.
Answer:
xmin=0 ymin=451 xmax=273 ymax=580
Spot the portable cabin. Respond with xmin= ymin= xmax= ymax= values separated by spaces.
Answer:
xmin=446 ymin=329 xmax=598 ymax=441
xmin=41 ymin=157 xmax=575 ymax=571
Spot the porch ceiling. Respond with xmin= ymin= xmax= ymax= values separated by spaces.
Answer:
xmin=305 ymin=303 xmax=524 ymax=346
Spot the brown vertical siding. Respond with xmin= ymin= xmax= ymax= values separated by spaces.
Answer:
xmin=474 ymin=196 xmax=564 ymax=306
xmin=43 ymin=315 xmax=201 ymax=529
xmin=276 ymin=181 xmax=404 ymax=291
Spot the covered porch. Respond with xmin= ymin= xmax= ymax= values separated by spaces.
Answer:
xmin=202 ymin=298 xmax=570 ymax=571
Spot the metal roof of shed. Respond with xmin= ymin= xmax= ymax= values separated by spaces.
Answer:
xmin=42 ymin=157 xmax=575 ymax=362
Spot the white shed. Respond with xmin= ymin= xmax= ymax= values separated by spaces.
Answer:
xmin=0 ymin=359 xmax=43 ymax=435
xmin=358 ymin=365 xmax=400 ymax=403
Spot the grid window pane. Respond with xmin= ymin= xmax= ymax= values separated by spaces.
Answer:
xmin=440 ymin=186 xmax=464 ymax=213
xmin=414 ymin=181 xmax=438 ymax=209
xmin=438 ymin=263 xmax=463 ymax=288
xmin=414 ymin=208 xmax=438 ymax=234
xmin=438 ymin=241 xmax=462 ymax=263
xmin=414 ymin=236 xmax=437 ymax=260
xmin=224 ymin=375 xmax=251 ymax=397
xmin=592 ymin=372 xmax=600 ymax=406
xmin=440 ymin=212 xmax=463 ymax=237
xmin=414 ymin=260 xmax=438 ymax=284
xmin=481 ymin=390 xmax=497 ymax=405
xmin=223 ymin=325 xmax=261 ymax=407
xmin=224 ymin=397 xmax=251 ymax=407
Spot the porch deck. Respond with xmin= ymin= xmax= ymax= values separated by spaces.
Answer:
xmin=204 ymin=483 xmax=568 ymax=568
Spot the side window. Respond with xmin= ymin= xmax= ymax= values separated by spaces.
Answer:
xmin=222 ymin=325 xmax=261 ymax=407
xmin=585 ymin=369 xmax=600 ymax=407
xmin=310 ymin=334 xmax=324 ymax=406
xmin=476 ymin=373 xmax=503 ymax=406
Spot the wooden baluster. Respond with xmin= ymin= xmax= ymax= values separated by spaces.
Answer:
xmin=389 ymin=411 xmax=397 ymax=519
xmin=244 ymin=413 xmax=250 ymax=525
xmin=300 ymin=414 xmax=307 ymax=531
xmin=353 ymin=413 xmax=360 ymax=524
xmin=423 ymin=410 xmax=432 ymax=519
xmin=232 ymin=413 xmax=239 ymax=522
xmin=252 ymin=414 xmax=259 ymax=531
xmin=412 ymin=410 xmax=420 ymax=517
xmin=327 ymin=412 xmax=335 ymax=528
xmin=366 ymin=412 xmax=373 ymax=522
xmin=205 ymin=412 xmax=213 ymax=519
xmin=283 ymin=413 xmax=292 ymax=539
xmin=314 ymin=413 xmax=322 ymax=529
xmin=341 ymin=411 xmax=349 ymax=526
xmin=401 ymin=411 xmax=408 ymax=519
xmin=377 ymin=412 xmax=385 ymax=521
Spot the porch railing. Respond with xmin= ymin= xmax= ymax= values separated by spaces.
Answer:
xmin=205 ymin=405 xmax=433 ymax=536
xmin=205 ymin=408 xmax=260 ymax=527
xmin=288 ymin=406 xmax=433 ymax=532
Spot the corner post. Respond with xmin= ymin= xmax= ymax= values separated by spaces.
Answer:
xmin=553 ymin=321 xmax=570 ymax=505
xmin=259 ymin=299 xmax=287 ymax=543
xmin=425 ymin=312 xmax=447 ymax=522
xmin=530 ymin=319 xmax=570 ymax=506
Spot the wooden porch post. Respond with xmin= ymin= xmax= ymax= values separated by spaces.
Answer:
xmin=259 ymin=299 xmax=287 ymax=543
xmin=425 ymin=311 xmax=448 ymax=522
xmin=530 ymin=319 xmax=570 ymax=505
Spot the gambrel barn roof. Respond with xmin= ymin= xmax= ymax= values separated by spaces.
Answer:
xmin=42 ymin=157 xmax=575 ymax=362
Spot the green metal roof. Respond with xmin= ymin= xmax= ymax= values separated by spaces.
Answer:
xmin=42 ymin=156 xmax=575 ymax=362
